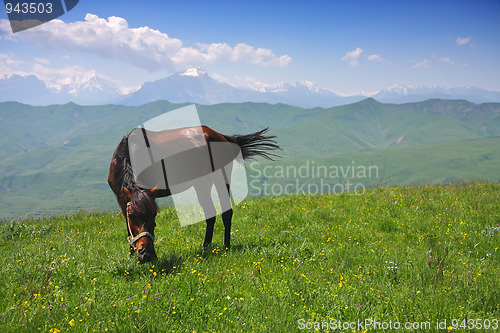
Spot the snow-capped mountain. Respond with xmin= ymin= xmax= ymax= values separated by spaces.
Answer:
xmin=0 ymin=74 xmax=50 ymax=104
xmin=119 ymin=67 xmax=256 ymax=105
xmin=263 ymin=80 xmax=323 ymax=93
xmin=179 ymin=67 xmax=208 ymax=77
xmin=46 ymin=72 xmax=126 ymax=104
xmin=119 ymin=69 xmax=365 ymax=107
xmin=257 ymin=80 xmax=365 ymax=107
xmin=120 ymin=69 xmax=500 ymax=107
xmin=0 ymin=73 xmax=129 ymax=105
xmin=373 ymin=84 xmax=500 ymax=104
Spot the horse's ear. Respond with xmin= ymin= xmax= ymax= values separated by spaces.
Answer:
xmin=150 ymin=186 xmax=158 ymax=197
xmin=122 ymin=187 xmax=132 ymax=200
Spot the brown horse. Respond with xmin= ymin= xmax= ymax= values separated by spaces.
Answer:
xmin=108 ymin=125 xmax=279 ymax=263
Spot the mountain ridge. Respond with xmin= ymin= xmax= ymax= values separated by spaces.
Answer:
xmin=2 ymin=68 xmax=500 ymax=107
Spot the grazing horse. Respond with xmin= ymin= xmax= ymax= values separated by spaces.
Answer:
xmin=108 ymin=125 xmax=280 ymax=263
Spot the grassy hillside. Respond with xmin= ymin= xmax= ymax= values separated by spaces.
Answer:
xmin=1 ymin=99 xmax=498 ymax=166
xmin=1 ymin=99 xmax=499 ymax=220
xmin=0 ymin=183 xmax=499 ymax=332
xmin=248 ymin=136 xmax=500 ymax=196
xmin=1 ymin=136 xmax=499 ymax=221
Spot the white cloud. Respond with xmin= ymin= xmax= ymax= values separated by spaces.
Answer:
xmin=0 ymin=52 xmax=107 ymax=84
xmin=0 ymin=52 xmax=81 ymax=79
xmin=0 ymin=52 xmax=88 ymax=82
xmin=31 ymin=61 xmax=137 ymax=93
xmin=32 ymin=62 xmax=91 ymax=81
xmin=412 ymin=59 xmax=430 ymax=70
xmin=412 ymin=54 xmax=459 ymax=70
xmin=239 ymin=77 xmax=276 ymax=92
xmin=210 ymin=73 xmax=273 ymax=92
xmin=0 ymin=19 xmax=14 ymax=40
xmin=0 ymin=53 xmax=27 ymax=76
xmin=434 ymin=55 xmax=456 ymax=65
xmin=34 ymin=57 xmax=51 ymax=65
xmin=0 ymin=53 xmax=24 ymax=67
xmin=172 ymin=42 xmax=291 ymax=67
xmin=367 ymin=54 xmax=384 ymax=62
xmin=456 ymin=36 xmax=471 ymax=46
xmin=0 ymin=14 xmax=291 ymax=71
xmin=342 ymin=48 xmax=364 ymax=67
xmin=342 ymin=48 xmax=384 ymax=67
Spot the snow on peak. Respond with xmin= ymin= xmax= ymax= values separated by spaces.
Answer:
xmin=180 ymin=67 xmax=207 ymax=77
xmin=45 ymin=71 xmax=122 ymax=96
xmin=261 ymin=80 xmax=323 ymax=94
xmin=384 ymin=84 xmax=414 ymax=95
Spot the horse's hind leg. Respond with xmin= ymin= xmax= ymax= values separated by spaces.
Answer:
xmin=215 ymin=177 xmax=232 ymax=250
xmin=221 ymin=207 xmax=232 ymax=250
xmin=195 ymin=183 xmax=216 ymax=249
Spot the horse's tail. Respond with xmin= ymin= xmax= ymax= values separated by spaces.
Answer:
xmin=223 ymin=127 xmax=281 ymax=161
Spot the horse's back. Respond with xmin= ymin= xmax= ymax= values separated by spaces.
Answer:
xmin=128 ymin=126 xmax=236 ymax=192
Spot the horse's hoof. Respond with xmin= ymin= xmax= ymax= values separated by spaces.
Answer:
xmin=202 ymin=243 xmax=212 ymax=250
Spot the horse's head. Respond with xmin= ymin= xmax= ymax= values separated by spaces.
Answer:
xmin=123 ymin=186 xmax=158 ymax=263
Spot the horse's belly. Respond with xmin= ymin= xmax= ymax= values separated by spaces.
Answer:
xmin=135 ymin=146 xmax=213 ymax=190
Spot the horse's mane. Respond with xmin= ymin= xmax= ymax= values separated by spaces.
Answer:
xmin=113 ymin=134 xmax=158 ymax=216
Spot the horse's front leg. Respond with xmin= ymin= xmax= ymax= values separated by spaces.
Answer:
xmin=216 ymin=179 xmax=232 ymax=250
xmin=221 ymin=208 xmax=233 ymax=250
xmin=195 ymin=183 xmax=217 ymax=249
xmin=203 ymin=216 xmax=216 ymax=249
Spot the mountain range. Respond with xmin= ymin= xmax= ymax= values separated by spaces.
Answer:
xmin=2 ymin=68 xmax=500 ymax=107
xmin=0 ymin=73 xmax=124 ymax=105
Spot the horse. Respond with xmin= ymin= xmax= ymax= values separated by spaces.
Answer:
xmin=108 ymin=125 xmax=280 ymax=263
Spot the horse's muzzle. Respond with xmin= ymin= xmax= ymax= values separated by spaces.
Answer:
xmin=137 ymin=246 xmax=157 ymax=263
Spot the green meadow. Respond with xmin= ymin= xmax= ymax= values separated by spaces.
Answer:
xmin=1 ymin=183 xmax=499 ymax=332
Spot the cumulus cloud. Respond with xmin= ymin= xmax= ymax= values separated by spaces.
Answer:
xmin=0 ymin=53 xmax=27 ymax=75
xmin=0 ymin=14 xmax=292 ymax=71
xmin=456 ymin=36 xmax=471 ymax=46
xmin=172 ymin=42 xmax=291 ymax=67
xmin=342 ymin=47 xmax=364 ymax=67
xmin=367 ymin=54 xmax=384 ymax=62
xmin=342 ymin=48 xmax=384 ymax=67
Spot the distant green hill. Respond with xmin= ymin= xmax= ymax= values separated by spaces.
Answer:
xmin=0 ymin=99 xmax=499 ymax=220
xmin=248 ymin=137 xmax=500 ymax=196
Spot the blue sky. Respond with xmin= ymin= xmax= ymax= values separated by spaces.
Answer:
xmin=1 ymin=0 xmax=499 ymax=93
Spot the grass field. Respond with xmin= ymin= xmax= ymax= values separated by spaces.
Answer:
xmin=0 ymin=183 xmax=499 ymax=332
